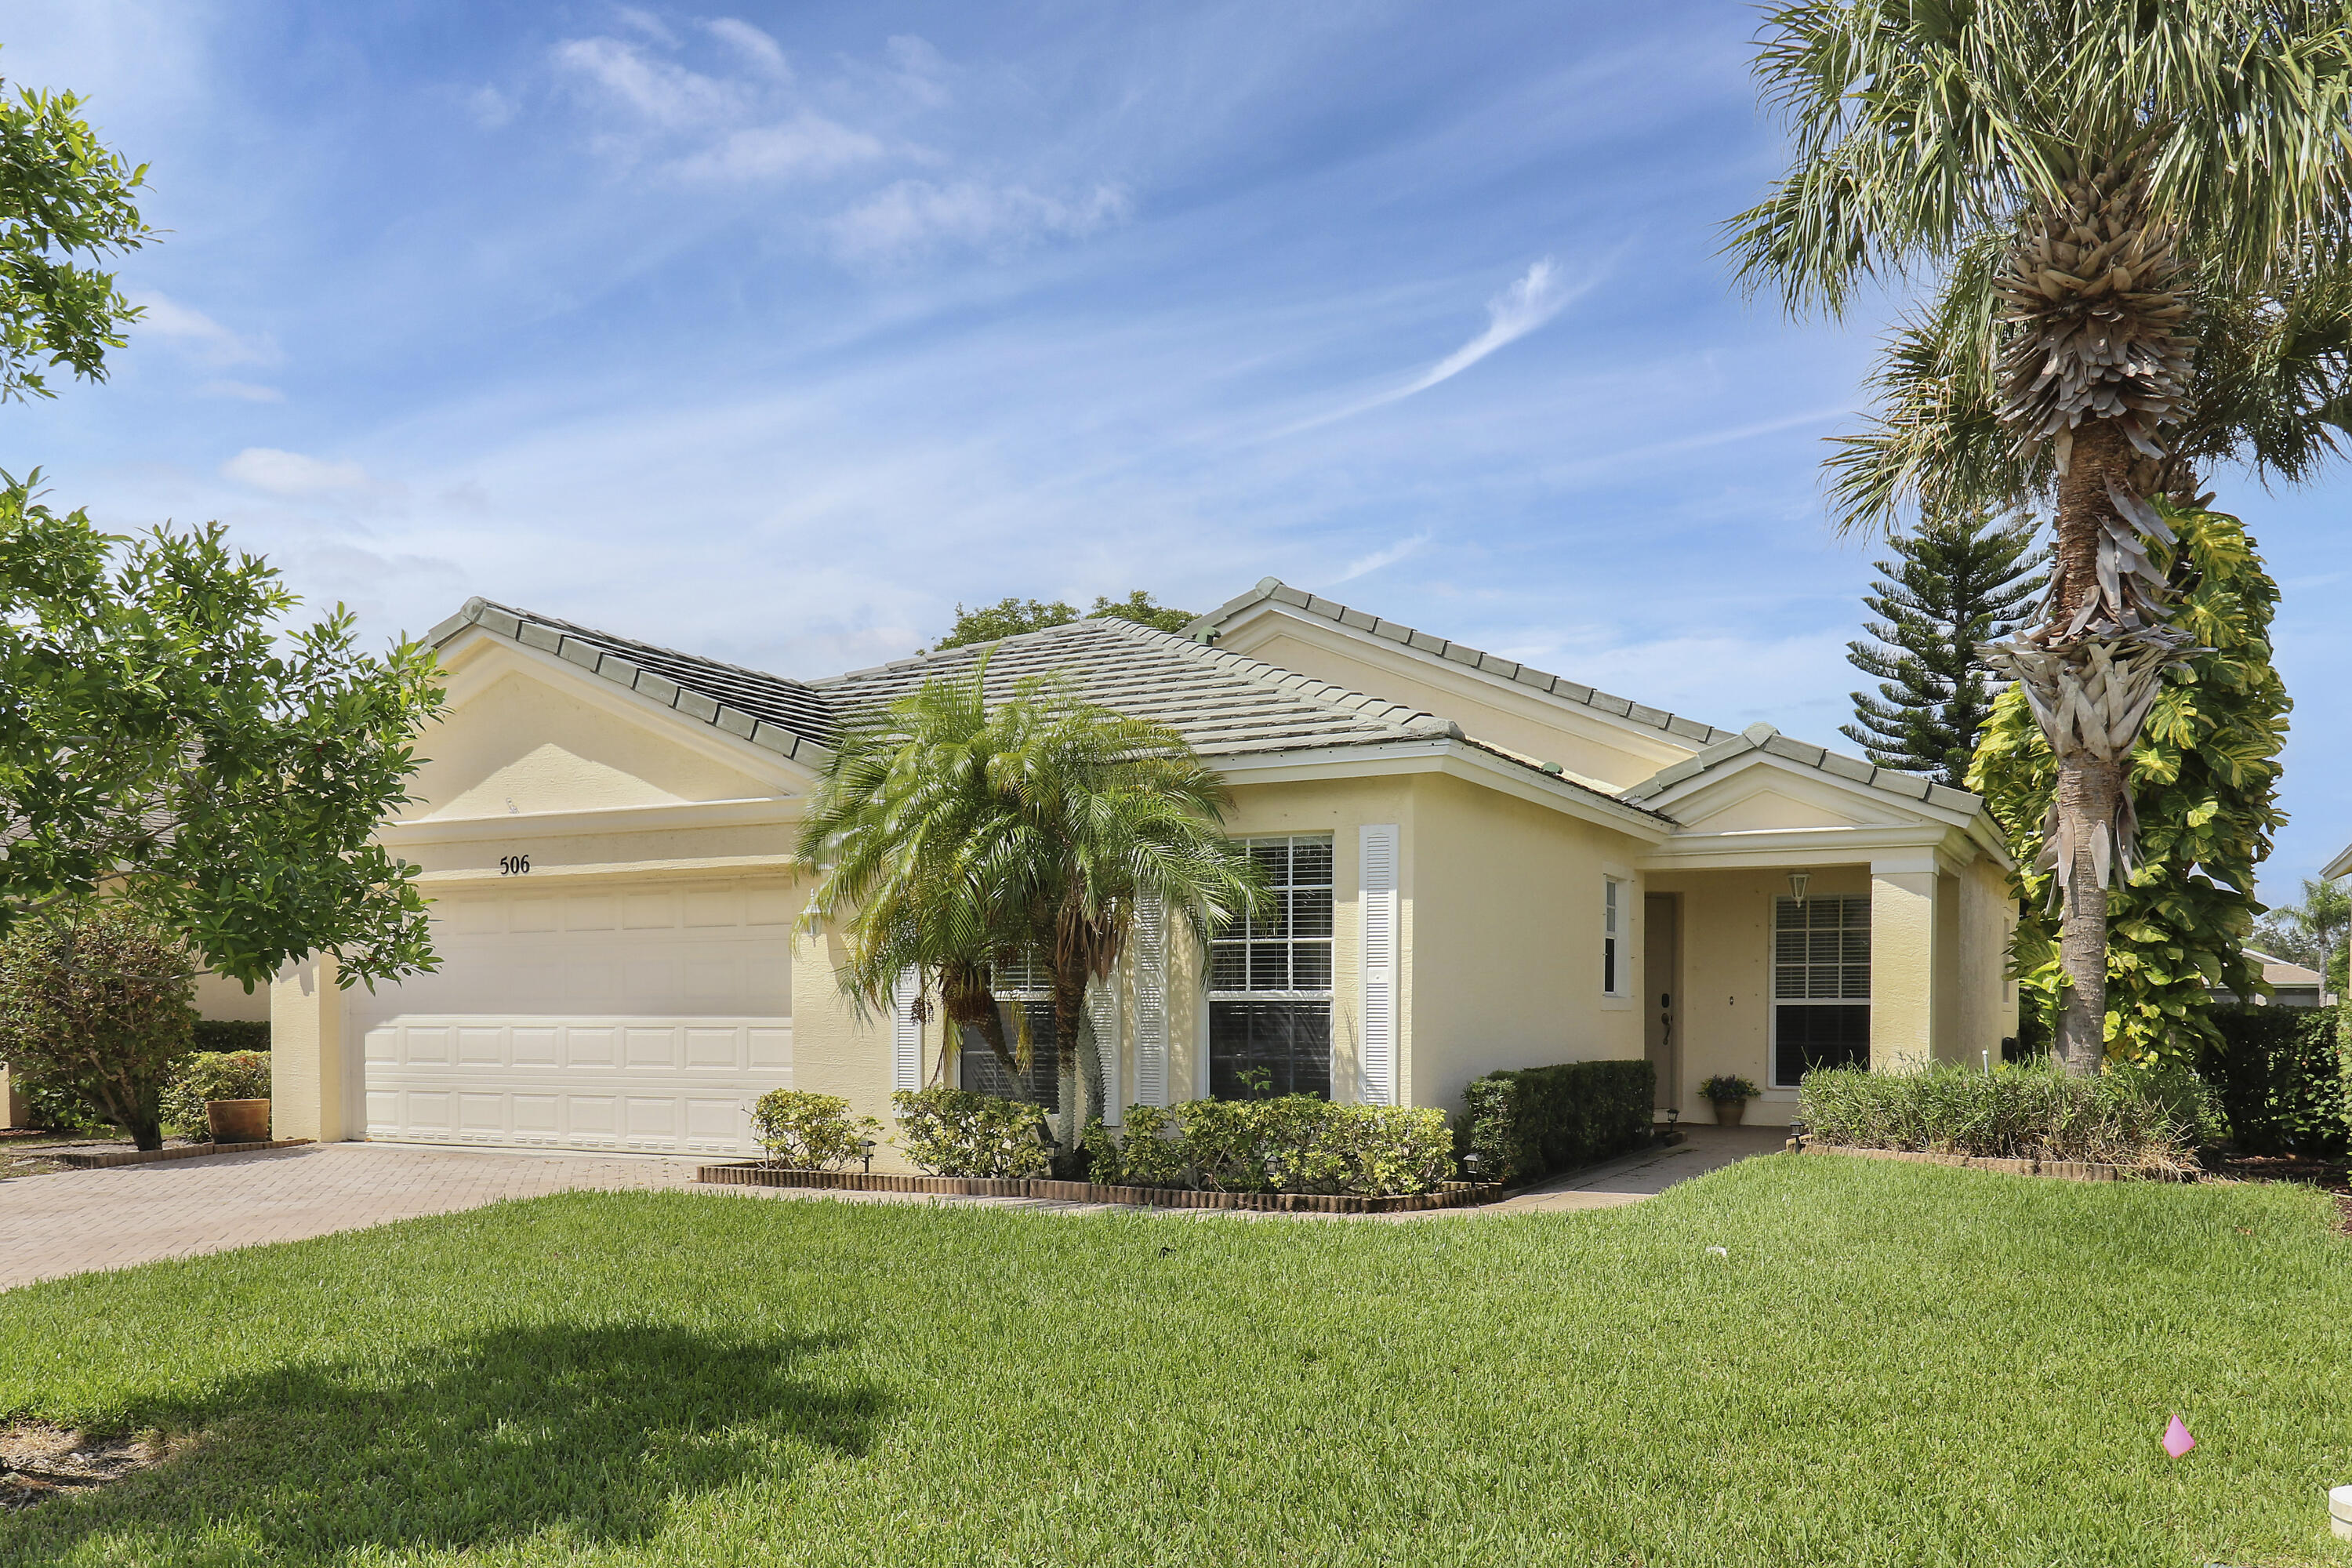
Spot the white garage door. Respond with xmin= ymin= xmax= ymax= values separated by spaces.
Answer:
xmin=354 ymin=878 xmax=793 ymax=1156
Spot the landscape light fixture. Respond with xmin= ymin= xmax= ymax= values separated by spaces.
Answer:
xmin=1788 ymin=871 xmax=1810 ymax=906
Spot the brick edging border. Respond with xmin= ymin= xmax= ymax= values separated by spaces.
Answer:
xmin=1791 ymin=1140 xmax=2193 ymax=1183
xmin=695 ymin=1163 xmax=1504 ymax=1214
xmin=60 ymin=1138 xmax=314 ymax=1171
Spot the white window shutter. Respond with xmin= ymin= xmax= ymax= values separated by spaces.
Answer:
xmin=1359 ymin=824 xmax=1399 ymax=1105
xmin=1134 ymin=894 xmax=1168 ymax=1106
xmin=891 ymin=969 xmax=921 ymax=1091
xmin=1089 ymin=978 xmax=1121 ymax=1126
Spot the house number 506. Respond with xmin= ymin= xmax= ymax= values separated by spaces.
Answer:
xmin=499 ymin=854 xmax=532 ymax=876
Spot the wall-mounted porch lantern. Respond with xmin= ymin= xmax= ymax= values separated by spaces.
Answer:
xmin=1788 ymin=870 xmax=1810 ymax=906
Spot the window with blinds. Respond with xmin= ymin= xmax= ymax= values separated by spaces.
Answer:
xmin=1771 ymin=894 xmax=1869 ymax=1087
xmin=957 ymin=956 xmax=1061 ymax=1110
xmin=1208 ymin=835 xmax=1334 ymax=1099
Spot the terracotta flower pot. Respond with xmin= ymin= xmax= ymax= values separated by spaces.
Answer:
xmin=1710 ymin=1098 xmax=1748 ymax=1127
xmin=205 ymin=1098 xmax=270 ymax=1144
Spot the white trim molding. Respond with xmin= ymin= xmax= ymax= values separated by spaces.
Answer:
xmin=1358 ymin=824 xmax=1399 ymax=1105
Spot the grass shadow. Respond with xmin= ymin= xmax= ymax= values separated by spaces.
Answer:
xmin=1 ymin=1320 xmax=884 ymax=1564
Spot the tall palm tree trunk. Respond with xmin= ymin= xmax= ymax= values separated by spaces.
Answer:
xmin=1979 ymin=160 xmax=2198 ymax=1074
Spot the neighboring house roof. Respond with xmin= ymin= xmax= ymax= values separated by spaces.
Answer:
xmin=1189 ymin=577 xmax=1737 ymax=748
xmin=424 ymin=597 xmax=838 ymax=764
xmin=2243 ymin=949 xmax=2327 ymax=989
xmin=2325 ymin=843 xmax=2352 ymax=880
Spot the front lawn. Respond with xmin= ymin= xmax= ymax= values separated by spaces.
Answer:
xmin=2 ymin=1156 xmax=2348 ymax=1566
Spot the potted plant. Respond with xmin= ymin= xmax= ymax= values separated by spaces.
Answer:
xmin=1699 ymin=1074 xmax=1760 ymax=1127
xmin=161 ymin=1050 xmax=274 ymax=1145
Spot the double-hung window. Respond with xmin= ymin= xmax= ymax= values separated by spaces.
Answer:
xmin=1770 ymin=894 xmax=1870 ymax=1087
xmin=1602 ymin=878 xmax=1628 ymax=997
xmin=957 ymin=954 xmax=1061 ymax=1110
xmin=1208 ymin=835 xmax=1334 ymax=1099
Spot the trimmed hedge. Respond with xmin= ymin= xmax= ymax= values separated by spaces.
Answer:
xmin=891 ymin=1087 xmax=1053 ymax=1178
xmin=752 ymin=1089 xmax=879 ymax=1171
xmin=194 ymin=1020 xmax=269 ymax=1054
xmin=1084 ymin=1097 xmax=1455 ymax=1197
xmin=1461 ymin=1059 xmax=1653 ymax=1186
xmin=2202 ymin=1005 xmax=2349 ymax=1157
xmin=1797 ymin=1061 xmax=2205 ymax=1173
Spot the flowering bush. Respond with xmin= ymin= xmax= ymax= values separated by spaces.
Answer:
xmin=890 ymin=1087 xmax=1051 ymax=1178
xmin=752 ymin=1089 xmax=879 ymax=1171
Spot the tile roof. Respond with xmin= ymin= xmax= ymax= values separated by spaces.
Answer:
xmin=1192 ymin=579 xmax=1986 ymax=817
xmin=1190 ymin=578 xmax=1738 ymax=747
xmin=423 ymin=597 xmax=837 ymax=763
xmin=811 ymin=615 xmax=1465 ymax=758
xmin=1618 ymin=721 xmax=1981 ymax=815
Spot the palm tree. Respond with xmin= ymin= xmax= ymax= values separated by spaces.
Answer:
xmin=981 ymin=674 xmax=1265 ymax=1144
xmin=1727 ymin=0 xmax=2352 ymax=1072
xmin=796 ymin=658 xmax=1264 ymax=1145
xmin=794 ymin=659 xmax=1036 ymax=1082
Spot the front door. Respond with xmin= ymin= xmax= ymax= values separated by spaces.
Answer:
xmin=1643 ymin=893 xmax=1679 ymax=1114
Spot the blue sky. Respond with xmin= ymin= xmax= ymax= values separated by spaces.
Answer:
xmin=5 ymin=2 xmax=2348 ymax=895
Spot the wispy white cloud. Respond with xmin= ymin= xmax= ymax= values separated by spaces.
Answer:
xmin=1280 ymin=259 xmax=1590 ymax=435
xmin=829 ymin=180 xmax=1131 ymax=261
xmin=467 ymin=84 xmax=516 ymax=130
xmin=220 ymin=448 xmax=378 ymax=498
xmin=551 ymin=34 xmax=747 ymax=129
xmin=676 ymin=113 xmax=885 ymax=182
xmin=705 ymin=17 xmax=789 ymax=79
xmin=129 ymin=291 xmax=278 ymax=367
xmin=1334 ymin=529 xmax=1432 ymax=583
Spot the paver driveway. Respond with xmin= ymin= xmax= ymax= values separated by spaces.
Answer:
xmin=0 ymin=1127 xmax=1780 ymax=1290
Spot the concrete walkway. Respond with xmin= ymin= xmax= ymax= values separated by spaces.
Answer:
xmin=0 ymin=1126 xmax=1784 ymax=1290
xmin=1481 ymin=1125 xmax=1788 ymax=1214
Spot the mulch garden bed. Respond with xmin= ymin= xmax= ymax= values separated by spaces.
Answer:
xmin=2203 ymin=1152 xmax=2352 ymax=1232
xmin=0 ymin=1424 xmax=164 ymax=1513
xmin=698 ymin=1163 xmax=1504 ymax=1214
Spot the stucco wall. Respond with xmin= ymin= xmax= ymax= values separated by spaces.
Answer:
xmin=1406 ymin=771 xmax=1651 ymax=1117
xmin=194 ymin=971 xmax=272 ymax=1024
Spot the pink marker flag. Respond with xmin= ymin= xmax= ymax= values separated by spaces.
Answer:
xmin=2162 ymin=1415 xmax=2196 ymax=1458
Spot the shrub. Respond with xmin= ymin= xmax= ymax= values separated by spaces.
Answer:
xmin=1700 ymin=1073 xmax=1761 ymax=1104
xmin=1461 ymin=1059 xmax=1654 ymax=1186
xmin=890 ymin=1087 xmax=1052 ymax=1178
xmin=752 ymin=1089 xmax=880 ymax=1171
xmin=194 ymin=1019 xmax=269 ymax=1054
xmin=158 ymin=1051 xmax=272 ymax=1139
xmin=2201 ymin=1004 xmax=2350 ymax=1156
xmin=0 ymin=905 xmax=197 ymax=1151
xmin=1083 ymin=1097 xmax=1455 ymax=1196
xmin=1797 ymin=1061 xmax=2204 ymax=1172
xmin=10 ymin=1069 xmax=109 ymax=1134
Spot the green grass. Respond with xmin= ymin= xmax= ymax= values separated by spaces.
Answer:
xmin=2 ymin=1158 xmax=2349 ymax=1566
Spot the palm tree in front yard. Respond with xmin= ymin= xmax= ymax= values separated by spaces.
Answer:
xmin=796 ymin=656 xmax=1264 ymax=1145
xmin=1727 ymin=0 xmax=2352 ymax=1071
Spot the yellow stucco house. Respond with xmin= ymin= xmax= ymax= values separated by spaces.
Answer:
xmin=270 ymin=580 xmax=2020 ymax=1164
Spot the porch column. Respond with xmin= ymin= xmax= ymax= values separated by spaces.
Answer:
xmin=1870 ymin=855 xmax=1938 ymax=1072
xmin=0 ymin=1062 xmax=24 ymax=1129
xmin=270 ymin=953 xmax=347 ymax=1142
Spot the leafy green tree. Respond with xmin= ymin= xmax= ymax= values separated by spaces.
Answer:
xmin=929 ymin=590 xmax=1193 ymax=652
xmin=2254 ymin=876 xmax=2350 ymax=994
xmin=0 ymin=62 xmax=153 ymax=401
xmin=1970 ymin=503 xmax=2287 ymax=1062
xmin=1730 ymin=0 xmax=2352 ymax=1072
xmin=0 ymin=903 xmax=195 ymax=1149
xmin=0 ymin=477 xmax=446 ymax=989
xmin=797 ymin=657 xmax=1262 ymax=1148
xmin=1843 ymin=509 xmax=2046 ymax=787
